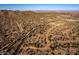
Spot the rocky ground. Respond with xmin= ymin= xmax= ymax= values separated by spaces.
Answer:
xmin=0 ymin=10 xmax=79 ymax=55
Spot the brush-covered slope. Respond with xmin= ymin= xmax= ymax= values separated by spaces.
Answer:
xmin=0 ymin=10 xmax=79 ymax=55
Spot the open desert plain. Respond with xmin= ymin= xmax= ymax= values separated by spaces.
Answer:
xmin=0 ymin=10 xmax=79 ymax=55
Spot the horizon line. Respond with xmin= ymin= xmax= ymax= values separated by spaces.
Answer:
xmin=0 ymin=9 xmax=79 ymax=12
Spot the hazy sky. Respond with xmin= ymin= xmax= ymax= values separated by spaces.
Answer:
xmin=0 ymin=4 xmax=79 ymax=11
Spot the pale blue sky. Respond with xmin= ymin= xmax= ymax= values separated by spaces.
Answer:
xmin=0 ymin=4 xmax=79 ymax=11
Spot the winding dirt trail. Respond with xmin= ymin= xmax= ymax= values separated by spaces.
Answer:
xmin=24 ymin=21 xmax=67 ymax=51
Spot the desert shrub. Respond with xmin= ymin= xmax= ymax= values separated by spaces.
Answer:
xmin=34 ymin=38 xmax=47 ymax=48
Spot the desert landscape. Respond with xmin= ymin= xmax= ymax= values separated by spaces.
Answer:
xmin=0 ymin=10 xmax=79 ymax=55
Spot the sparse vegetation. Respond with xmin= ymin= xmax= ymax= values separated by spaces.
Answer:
xmin=0 ymin=10 xmax=79 ymax=55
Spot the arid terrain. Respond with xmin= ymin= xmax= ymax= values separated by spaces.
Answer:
xmin=0 ymin=10 xmax=79 ymax=55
